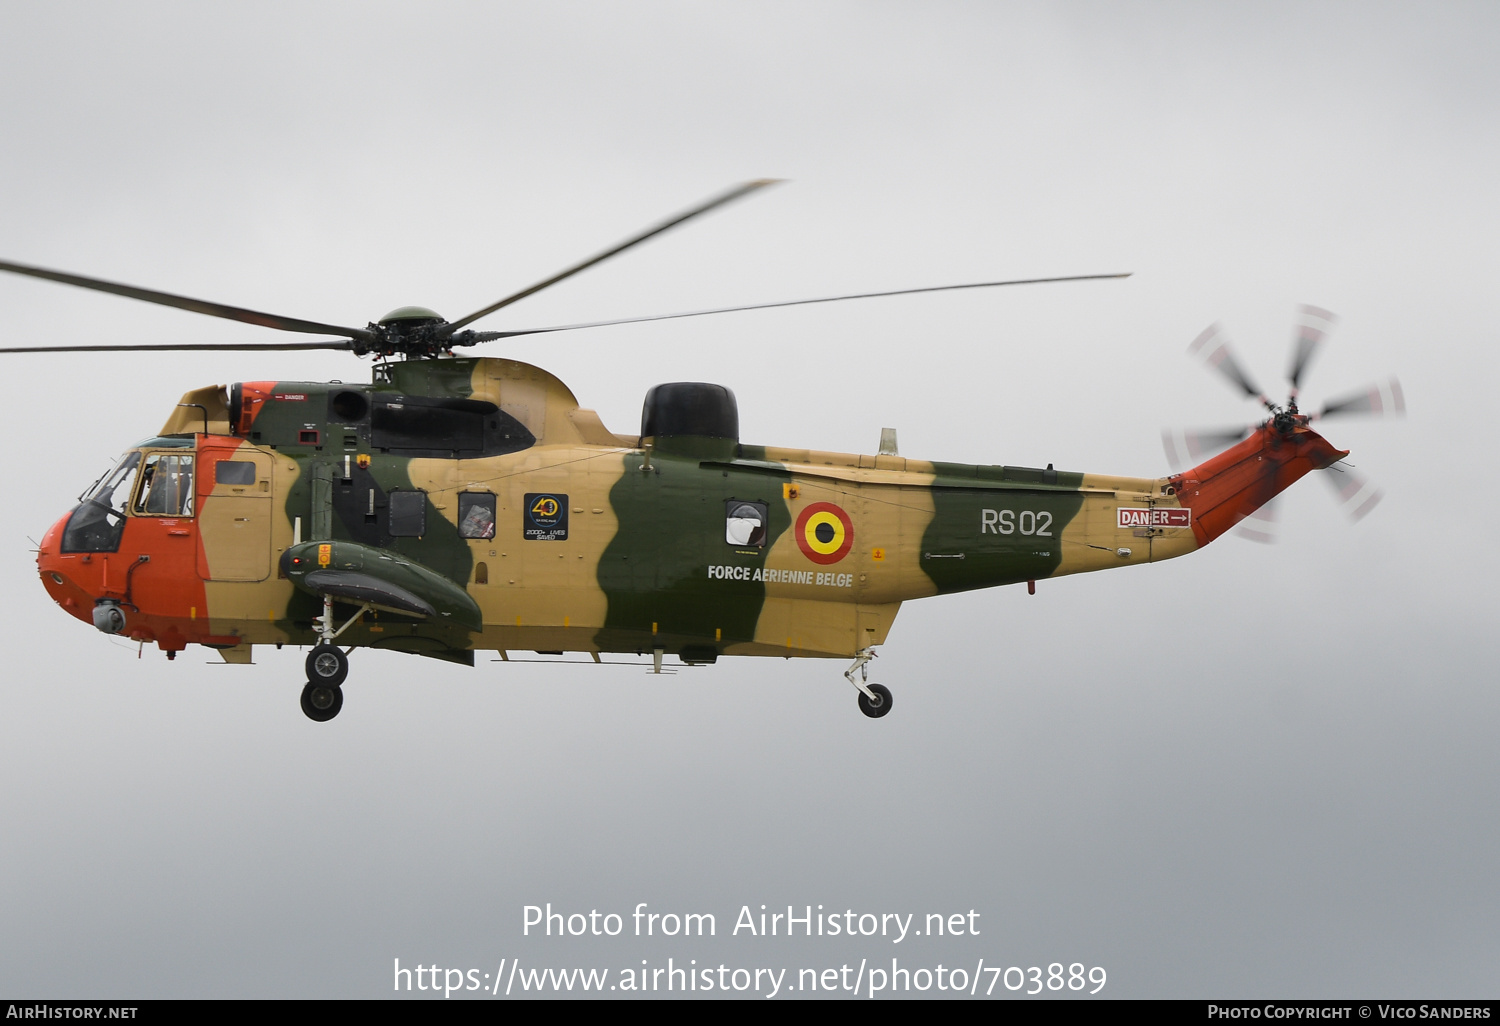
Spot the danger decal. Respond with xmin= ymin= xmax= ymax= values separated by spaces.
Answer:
xmin=1117 ymin=507 xmax=1191 ymax=529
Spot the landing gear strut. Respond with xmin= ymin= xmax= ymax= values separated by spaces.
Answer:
xmin=844 ymin=647 xmax=893 ymax=719
xmin=298 ymin=594 xmax=368 ymax=722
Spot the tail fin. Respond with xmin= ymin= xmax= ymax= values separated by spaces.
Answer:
xmin=1170 ymin=422 xmax=1346 ymax=547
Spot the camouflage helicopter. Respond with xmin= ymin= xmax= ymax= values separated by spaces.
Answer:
xmin=4 ymin=182 xmax=1401 ymax=722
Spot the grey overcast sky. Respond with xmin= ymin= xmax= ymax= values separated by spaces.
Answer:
xmin=0 ymin=1 xmax=1496 ymax=999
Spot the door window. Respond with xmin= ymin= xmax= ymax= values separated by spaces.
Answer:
xmin=133 ymin=454 xmax=195 ymax=517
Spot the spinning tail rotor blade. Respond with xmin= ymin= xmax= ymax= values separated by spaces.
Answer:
xmin=1188 ymin=323 xmax=1268 ymax=405
xmin=1287 ymin=304 xmax=1337 ymax=394
xmin=1234 ymin=495 xmax=1280 ymax=544
xmin=1161 ymin=425 xmax=1252 ymax=471
xmin=1317 ymin=378 xmax=1406 ymax=420
xmin=1322 ymin=462 xmax=1384 ymax=521
xmin=0 ymin=259 xmax=374 ymax=341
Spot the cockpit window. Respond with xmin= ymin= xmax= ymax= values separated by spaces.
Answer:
xmin=61 ymin=452 xmax=142 ymax=553
xmin=85 ymin=452 xmax=143 ymax=511
xmin=133 ymin=453 xmax=195 ymax=517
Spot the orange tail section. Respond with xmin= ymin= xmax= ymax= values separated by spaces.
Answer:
xmin=1170 ymin=422 xmax=1347 ymax=547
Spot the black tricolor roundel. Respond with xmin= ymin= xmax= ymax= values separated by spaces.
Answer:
xmin=794 ymin=501 xmax=854 ymax=565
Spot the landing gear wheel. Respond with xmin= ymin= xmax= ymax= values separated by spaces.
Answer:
xmin=306 ymin=643 xmax=348 ymax=687
xmin=858 ymin=683 xmax=893 ymax=719
xmin=300 ymin=681 xmax=343 ymax=722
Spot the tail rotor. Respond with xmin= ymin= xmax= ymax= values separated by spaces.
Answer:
xmin=1164 ymin=305 xmax=1401 ymax=536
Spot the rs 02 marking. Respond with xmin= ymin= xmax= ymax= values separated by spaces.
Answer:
xmin=980 ymin=509 xmax=1053 ymax=536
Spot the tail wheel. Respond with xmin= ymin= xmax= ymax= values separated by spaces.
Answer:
xmin=858 ymin=683 xmax=893 ymax=719
xmin=306 ymin=643 xmax=348 ymax=687
xmin=300 ymin=682 xmax=343 ymax=722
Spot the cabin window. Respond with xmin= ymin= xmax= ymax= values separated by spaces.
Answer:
xmin=133 ymin=454 xmax=195 ymax=517
xmin=388 ymin=489 xmax=427 ymax=537
xmin=458 ymin=492 xmax=497 ymax=539
xmin=215 ymin=460 xmax=257 ymax=485
xmin=725 ymin=500 xmax=768 ymax=548
xmin=474 ymin=561 xmax=489 ymax=584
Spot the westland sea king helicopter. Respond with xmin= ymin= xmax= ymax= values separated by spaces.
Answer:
xmin=4 ymin=182 xmax=1402 ymax=721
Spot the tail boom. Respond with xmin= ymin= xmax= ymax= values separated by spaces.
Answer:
xmin=1170 ymin=422 xmax=1346 ymax=547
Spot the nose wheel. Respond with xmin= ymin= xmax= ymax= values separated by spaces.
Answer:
xmin=300 ymin=644 xmax=348 ymax=722
xmin=306 ymin=643 xmax=349 ymax=687
xmin=301 ymin=680 xmax=344 ymax=722
xmin=299 ymin=594 xmax=364 ymax=721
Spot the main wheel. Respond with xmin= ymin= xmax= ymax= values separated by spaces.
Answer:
xmin=301 ymin=681 xmax=343 ymax=722
xmin=305 ymin=643 xmax=349 ymax=687
xmin=858 ymin=682 xmax=893 ymax=719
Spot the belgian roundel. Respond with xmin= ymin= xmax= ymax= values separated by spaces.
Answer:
xmin=794 ymin=502 xmax=854 ymax=565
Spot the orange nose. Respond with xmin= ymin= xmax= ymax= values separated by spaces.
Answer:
xmin=36 ymin=511 xmax=69 ymax=576
xmin=37 ymin=510 xmax=95 ymax=624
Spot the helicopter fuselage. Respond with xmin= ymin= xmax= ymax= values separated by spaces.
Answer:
xmin=36 ymin=356 xmax=1346 ymax=671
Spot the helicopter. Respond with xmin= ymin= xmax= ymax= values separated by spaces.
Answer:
xmin=4 ymin=181 xmax=1402 ymax=722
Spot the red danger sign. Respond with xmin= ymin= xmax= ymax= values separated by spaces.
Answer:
xmin=1117 ymin=507 xmax=1191 ymax=529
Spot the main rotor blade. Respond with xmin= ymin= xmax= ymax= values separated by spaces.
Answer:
xmin=1287 ymin=304 xmax=1337 ymax=393
xmin=1187 ymin=323 xmax=1268 ymax=405
xmin=0 ymin=340 xmax=355 ymax=354
xmin=447 ymin=179 xmax=781 ymax=331
xmin=1161 ymin=424 xmax=1252 ymax=471
xmin=1317 ymin=378 xmax=1406 ymax=420
xmin=458 ymin=273 xmax=1134 ymax=341
xmin=0 ymin=259 xmax=374 ymax=341
xmin=1321 ymin=462 xmax=1384 ymax=521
